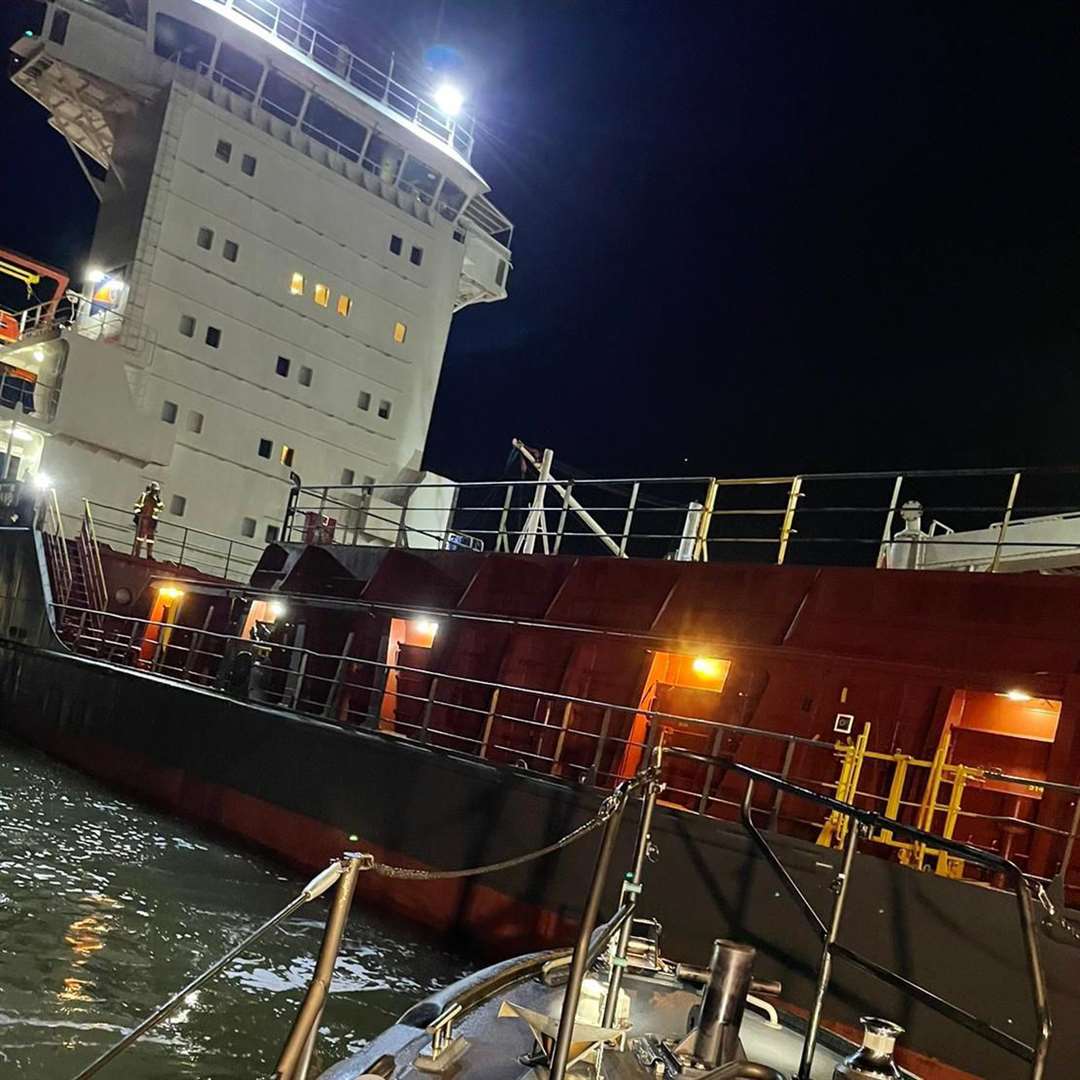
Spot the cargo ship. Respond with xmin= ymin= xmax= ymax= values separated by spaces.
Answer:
xmin=1 ymin=4 xmax=1078 ymax=1080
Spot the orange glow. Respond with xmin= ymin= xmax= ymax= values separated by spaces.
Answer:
xmin=692 ymin=656 xmax=725 ymax=680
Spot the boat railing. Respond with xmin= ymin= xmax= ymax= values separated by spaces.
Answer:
xmin=43 ymin=595 xmax=1080 ymax=902
xmin=284 ymin=455 xmax=1080 ymax=571
xmin=68 ymin=500 xmax=266 ymax=580
xmin=0 ymin=289 xmax=155 ymax=356
xmin=40 ymin=486 xmax=73 ymax=605
xmin=723 ymin=759 xmax=1051 ymax=1079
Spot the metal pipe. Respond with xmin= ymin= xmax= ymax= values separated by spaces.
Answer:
xmin=602 ymin=749 xmax=663 ymax=1026
xmin=989 ymin=471 xmax=1022 ymax=573
xmin=549 ymin=787 xmax=631 ymax=1080
xmin=70 ymin=860 xmax=347 ymax=1080
xmin=691 ymin=940 xmax=757 ymax=1067
xmin=798 ymin=820 xmax=860 ymax=1079
xmin=275 ymin=854 xmax=365 ymax=1078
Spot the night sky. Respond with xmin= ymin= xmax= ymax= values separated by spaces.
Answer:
xmin=3 ymin=1 xmax=1079 ymax=483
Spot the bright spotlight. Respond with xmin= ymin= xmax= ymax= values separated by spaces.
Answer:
xmin=31 ymin=472 xmax=52 ymax=490
xmin=86 ymin=267 xmax=106 ymax=284
xmin=433 ymin=82 xmax=465 ymax=117
xmin=1004 ymin=689 xmax=1032 ymax=702
xmin=692 ymin=656 xmax=724 ymax=679
xmin=268 ymin=600 xmax=287 ymax=620
xmin=414 ymin=618 xmax=439 ymax=639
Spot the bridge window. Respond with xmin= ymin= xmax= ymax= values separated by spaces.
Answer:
xmin=154 ymin=14 xmax=215 ymax=71
xmin=161 ymin=401 xmax=178 ymax=424
xmin=261 ymin=70 xmax=305 ymax=125
xmin=241 ymin=153 xmax=257 ymax=177
xmin=357 ymin=391 xmax=371 ymax=411
xmin=197 ymin=226 xmax=214 ymax=251
xmin=214 ymin=42 xmax=262 ymax=101
xmin=410 ymin=245 xmax=424 ymax=267
xmin=437 ymin=180 xmax=466 ymax=222
xmin=398 ymin=157 xmax=441 ymax=205
xmin=49 ymin=10 xmax=70 ymax=46
xmin=393 ymin=321 xmax=407 ymax=344
xmin=302 ymin=95 xmax=367 ymax=161
xmin=363 ymin=134 xmax=404 ymax=183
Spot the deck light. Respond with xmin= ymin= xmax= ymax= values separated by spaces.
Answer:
xmin=268 ymin=600 xmax=287 ymax=620
xmin=158 ymin=585 xmax=184 ymax=601
xmin=31 ymin=471 xmax=51 ymax=489
xmin=1001 ymin=689 xmax=1032 ymax=702
xmin=433 ymin=82 xmax=465 ymax=117
xmin=415 ymin=618 xmax=439 ymax=638
xmin=86 ymin=267 xmax=106 ymax=284
xmin=692 ymin=656 xmax=724 ymax=679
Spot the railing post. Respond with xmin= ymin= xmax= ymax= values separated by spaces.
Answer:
xmin=553 ymin=480 xmax=572 ymax=555
xmin=177 ymin=527 xmax=188 ymax=568
xmin=777 ymin=475 xmax=803 ymax=565
xmin=619 ymin=482 xmax=640 ymax=557
xmin=322 ymin=631 xmax=354 ymax=722
xmin=770 ymin=737 xmax=797 ymax=829
xmin=693 ymin=477 xmax=719 ymax=562
xmin=496 ymin=483 xmax=513 ymax=553
xmin=223 ymin=541 xmax=232 ymax=581
xmin=478 ymin=686 xmax=500 ymax=758
xmin=419 ymin=676 xmax=440 ymax=742
xmin=989 ymin=471 xmax=1021 ymax=573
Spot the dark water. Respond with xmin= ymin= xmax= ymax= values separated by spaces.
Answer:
xmin=0 ymin=736 xmax=470 ymax=1078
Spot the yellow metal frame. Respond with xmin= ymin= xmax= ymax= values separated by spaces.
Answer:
xmin=816 ymin=723 xmax=984 ymax=879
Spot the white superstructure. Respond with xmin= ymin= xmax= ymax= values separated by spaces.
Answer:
xmin=3 ymin=0 xmax=511 ymax=566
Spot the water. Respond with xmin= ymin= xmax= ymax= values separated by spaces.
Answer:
xmin=0 ymin=736 xmax=470 ymax=1078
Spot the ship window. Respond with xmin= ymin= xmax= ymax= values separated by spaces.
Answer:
xmin=314 ymin=284 xmax=330 ymax=308
xmin=161 ymin=400 xmax=178 ymax=424
xmin=187 ymin=410 xmax=204 ymax=434
xmin=341 ymin=468 xmax=355 ymax=485
xmin=178 ymin=314 xmax=196 ymax=337
xmin=154 ymin=14 xmax=215 ymax=71
xmin=261 ymin=70 xmax=305 ymax=126
xmin=280 ymin=445 xmax=295 ymax=467
xmin=214 ymin=43 xmax=262 ymax=101
xmin=393 ymin=321 xmax=407 ymax=344
xmin=298 ymin=365 xmax=313 ymax=387
xmin=302 ymin=95 xmax=367 ymax=161
xmin=258 ymin=438 xmax=272 ymax=459
xmin=241 ymin=153 xmax=257 ymax=177
xmin=240 ymin=516 xmax=257 ymax=538
xmin=336 ymin=295 xmax=351 ymax=317
xmin=410 ymin=245 xmax=424 ymax=267
xmin=49 ymin=10 xmax=70 ymax=46
xmin=169 ymin=494 xmax=187 ymax=517
xmin=437 ymin=180 xmax=466 ymax=222
xmin=496 ymin=259 xmax=508 ymax=287
xmin=276 ymin=356 xmax=290 ymax=377
xmin=363 ymin=134 xmax=405 ymax=183
xmin=357 ymin=390 xmax=371 ymax=411
xmin=223 ymin=239 xmax=239 ymax=263
xmin=289 ymin=272 xmax=305 ymax=296
xmin=378 ymin=399 xmax=392 ymax=419
xmin=197 ymin=226 xmax=214 ymax=250
xmin=215 ymin=139 xmax=232 ymax=163
xmin=398 ymin=157 xmax=441 ymax=205
xmin=205 ymin=326 xmax=221 ymax=348
xmin=389 ymin=235 xmax=403 ymax=256
xmin=265 ymin=524 xmax=280 ymax=543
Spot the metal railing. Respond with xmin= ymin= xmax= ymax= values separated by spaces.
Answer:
xmin=284 ymin=457 xmax=1080 ymax=571
xmin=0 ymin=289 xmax=151 ymax=352
xmin=41 ymin=487 xmax=72 ymax=605
xmin=211 ymin=0 xmax=476 ymax=159
xmin=45 ymin=596 xmax=1080 ymax=896
xmin=70 ymin=500 xmax=266 ymax=581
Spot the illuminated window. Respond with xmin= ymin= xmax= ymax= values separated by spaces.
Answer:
xmin=337 ymin=295 xmax=351 ymax=317
xmin=289 ymin=272 xmax=305 ymax=296
xmin=393 ymin=321 xmax=407 ymax=344
xmin=314 ymin=284 xmax=330 ymax=308
xmin=280 ymin=445 xmax=295 ymax=467
xmin=357 ymin=390 xmax=371 ymax=411
xmin=377 ymin=399 xmax=392 ymax=419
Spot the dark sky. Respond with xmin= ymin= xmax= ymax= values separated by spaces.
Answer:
xmin=3 ymin=1 xmax=1079 ymax=482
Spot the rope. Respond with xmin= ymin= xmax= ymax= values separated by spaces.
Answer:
xmin=365 ymin=789 xmax=627 ymax=881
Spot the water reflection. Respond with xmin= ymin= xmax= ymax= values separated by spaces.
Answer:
xmin=0 ymin=737 xmax=468 ymax=1077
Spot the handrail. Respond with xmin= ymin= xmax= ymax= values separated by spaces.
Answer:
xmin=726 ymin=761 xmax=1051 ymax=1078
xmin=80 ymin=500 xmax=108 ymax=614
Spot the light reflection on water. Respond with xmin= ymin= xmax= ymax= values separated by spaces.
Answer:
xmin=0 ymin=736 xmax=470 ymax=1077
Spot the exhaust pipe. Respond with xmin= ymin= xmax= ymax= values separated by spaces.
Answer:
xmin=689 ymin=939 xmax=756 ymax=1068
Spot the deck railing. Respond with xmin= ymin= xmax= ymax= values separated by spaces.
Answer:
xmin=284 ymin=460 xmax=1080 ymax=571
xmin=44 ymin=596 xmax=1080 ymax=899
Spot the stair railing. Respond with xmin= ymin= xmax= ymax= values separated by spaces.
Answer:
xmin=79 ymin=499 xmax=109 ymax=622
xmin=40 ymin=486 xmax=73 ymax=605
